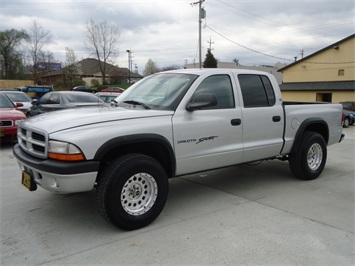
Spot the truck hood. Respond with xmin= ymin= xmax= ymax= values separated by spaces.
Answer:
xmin=23 ymin=106 xmax=174 ymax=133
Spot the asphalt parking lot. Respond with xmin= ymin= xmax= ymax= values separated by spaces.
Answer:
xmin=1 ymin=127 xmax=354 ymax=265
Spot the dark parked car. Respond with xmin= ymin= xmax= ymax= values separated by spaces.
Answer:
xmin=72 ymin=86 xmax=97 ymax=93
xmin=343 ymin=111 xmax=354 ymax=128
xmin=340 ymin=102 xmax=355 ymax=111
xmin=0 ymin=92 xmax=26 ymax=142
xmin=340 ymin=101 xmax=355 ymax=128
xmin=28 ymin=91 xmax=105 ymax=116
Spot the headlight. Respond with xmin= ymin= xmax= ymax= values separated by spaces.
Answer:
xmin=48 ymin=140 xmax=85 ymax=161
xmin=15 ymin=120 xmax=24 ymax=125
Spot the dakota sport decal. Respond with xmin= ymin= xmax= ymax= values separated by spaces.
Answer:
xmin=177 ymin=136 xmax=218 ymax=144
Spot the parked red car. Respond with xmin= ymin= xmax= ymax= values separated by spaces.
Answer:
xmin=101 ymin=87 xmax=125 ymax=93
xmin=0 ymin=92 xmax=26 ymax=142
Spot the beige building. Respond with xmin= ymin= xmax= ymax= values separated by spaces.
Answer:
xmin=279 ymin=34 xmax=355 ymax=103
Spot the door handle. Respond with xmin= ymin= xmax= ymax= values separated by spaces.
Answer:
xmin=272 ymin=116 xmax=281 ymax=122
xmin=231 ymin=118 xmax=241 ymax=126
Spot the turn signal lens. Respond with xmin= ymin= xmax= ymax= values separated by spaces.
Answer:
xmin=48 ymin=152 xmax=85 ymax=161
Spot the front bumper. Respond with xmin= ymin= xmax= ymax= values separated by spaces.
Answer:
xmin=13 ymin=144 xmax=100 ymax=194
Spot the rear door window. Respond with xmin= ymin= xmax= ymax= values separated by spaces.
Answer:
xmin=238 ymin=74 xmax=276 ymax=108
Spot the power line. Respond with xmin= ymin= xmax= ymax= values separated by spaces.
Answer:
xmin=205 ymin=24 xmax=293 ymax=62
xmin=205 ymin=24 xmax=355 ymax=65
xmin=215 ymin=0 xmax=279 ymax=27
xmin=214 ymin=0 xmax=353 ymax=35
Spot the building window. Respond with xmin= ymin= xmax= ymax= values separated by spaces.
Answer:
xmin=316 ymin=93 xmax=332 ymax=103
xmin=338 ymin=69 xmax=344 ymax=76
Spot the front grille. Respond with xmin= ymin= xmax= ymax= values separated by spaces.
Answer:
xmin=17 ymin=125 xmax=48 ymax=159
xmin=32 ymin=132 xmax=45 ymax=142
xmin=0 ymin=120 xmax=13 ymax=127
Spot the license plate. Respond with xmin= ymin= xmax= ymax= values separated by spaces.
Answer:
xmin=22 ymin=171 xmax=37 ymax=191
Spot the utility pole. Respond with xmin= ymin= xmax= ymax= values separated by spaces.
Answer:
xmin=300 ymin=49 xmax=304 ymax=59
xmin=191 ymin=0 xmax=205 ymax=68
xmin=126 ymin=49 xmax=133 ymax=84
xmin=207 ymin=36 xmax=214 ymax=52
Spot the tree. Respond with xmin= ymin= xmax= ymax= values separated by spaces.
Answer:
xmin=143 ymin=59 xmax=158 ymax=76
xmin=84 ymin=19 xmax=120 ymax=85
xmin=160 ymin=65 xmax=181 ymax=72
xmin=203 ymin=49 xmax=217 ymax=68
xmin=0 ymin=29 xmax=28 ymax=79
xmin=62 ymin=47 xmax=81 ymax=87
xmin=26 ymin=20 xmax=53 ymax=83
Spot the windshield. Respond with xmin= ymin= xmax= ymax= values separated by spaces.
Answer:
xmin=0 ymin=94 xmax=15 ymax=108
xmin=66 ymin=94 xmax=103 ymax=103
xmin=5 ymin=92 xmax=32 ymax=102
xmin=115 ymin=73 xmax=198 ymax=111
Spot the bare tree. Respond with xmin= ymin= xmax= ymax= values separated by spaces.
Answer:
xmin=160 ymin=65 xmax=181 ymax=72
xmin=143 ymin=59 xmax=159 ymax=76
xmin=26 ymin=20 xmax=52 ymax=83
xmin=84 ymin=19 xmax=120 ymax=85
xmin=62 ymin=47 xmax=81 ymax=87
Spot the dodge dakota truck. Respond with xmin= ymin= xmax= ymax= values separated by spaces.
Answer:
xmin=13 ymin=69 xmax=344 ymax=230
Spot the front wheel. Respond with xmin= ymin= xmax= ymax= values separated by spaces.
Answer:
xmin=96 ymin=153 xmax=169 ymax=230
xmin=289 ymin=132 xmax=327 ymax=180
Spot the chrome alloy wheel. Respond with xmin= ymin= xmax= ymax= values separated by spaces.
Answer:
xmin=121 ymin=173 xmax=158 ymax=216
xmin=307 ymin=143 xmax=323 ymax=171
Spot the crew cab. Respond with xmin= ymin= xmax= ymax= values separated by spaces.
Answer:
xmin=13 ymin=69 xmax=344 ymax=230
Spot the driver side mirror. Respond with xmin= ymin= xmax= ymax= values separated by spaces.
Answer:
xmin=186 ymin=92 xmax=217 ymax=111
xmin=31 ymin=99 xmax=39 ymax=105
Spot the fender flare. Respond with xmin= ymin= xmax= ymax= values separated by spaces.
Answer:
xmin=290 ymin=118 xmax=329 ymax=155
xmin=94 ymin=133 xmax=176 ymax=176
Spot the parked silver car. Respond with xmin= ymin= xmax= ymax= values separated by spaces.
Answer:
xmin=28 ymin=91 xmax=106 ymax=116
xmin=95 ymin=92 xmax=122 ymax=103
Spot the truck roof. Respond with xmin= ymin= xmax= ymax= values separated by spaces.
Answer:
xmin=161 ymin=68 xmax=271 ymax=76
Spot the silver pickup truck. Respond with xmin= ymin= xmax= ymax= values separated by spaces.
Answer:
xmin=13 ymin=69 xmax=344 ymax=230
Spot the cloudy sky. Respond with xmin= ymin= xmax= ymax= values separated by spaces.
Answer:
xmin=1 ymin=0 xmax=354 ymax=73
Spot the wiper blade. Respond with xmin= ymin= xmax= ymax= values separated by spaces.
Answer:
xmin=123 ymin=100 xmax=151 ymax=109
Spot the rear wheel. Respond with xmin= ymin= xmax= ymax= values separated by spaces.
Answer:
xmin=343 ymin=118 xmax=349 ymax=128
xmin=289 ymin=132 xmax=327 ymax=180
xmin=96 ymin=153 xmax=169 ymax=230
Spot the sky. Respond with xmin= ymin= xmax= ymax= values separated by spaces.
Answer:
xmin=1 ymin=0 xmax=354 ymax=73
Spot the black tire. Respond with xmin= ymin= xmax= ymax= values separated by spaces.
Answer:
xmin=343 ymin=118 xmax=349 ymax=128
xmin=96 ymin=153 xmax=169 ymax=230
xmin=289 ymin=132 xmax=327 ymax=180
